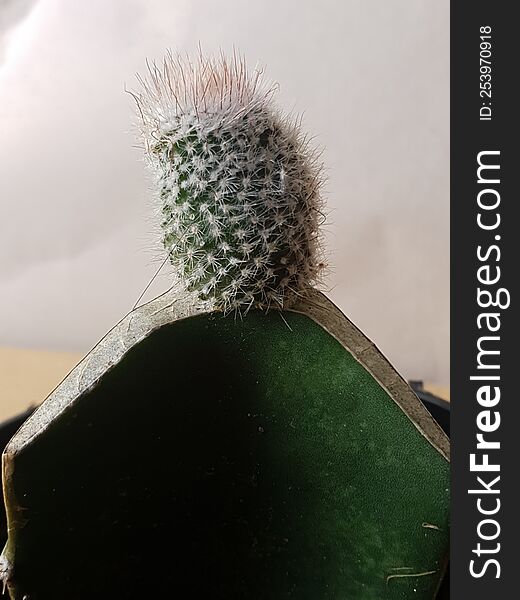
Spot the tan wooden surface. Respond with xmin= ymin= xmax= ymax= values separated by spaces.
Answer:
xmin=0 ymin=347 xmax=449 ymax=422
xmin=0 ymin=347 xmax=84 ymax=421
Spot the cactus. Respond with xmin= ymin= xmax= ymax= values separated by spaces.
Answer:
xmin=0 ymin=53 xmax=450 ymax=600
xmin=134 ymin=53 xmax=324 ymax=312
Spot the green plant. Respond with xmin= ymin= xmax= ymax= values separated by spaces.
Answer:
xmin=134 ymin=53 xmax=324 ymax=312
xmin=0 ymin=53 xmax=450 ymax=600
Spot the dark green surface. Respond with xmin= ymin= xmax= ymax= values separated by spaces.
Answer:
xmin=3 ymin=311 xmax=449 ymax=599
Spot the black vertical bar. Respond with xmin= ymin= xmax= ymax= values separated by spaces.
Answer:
xmin=452 ymin=2 xmax=518 ymax=597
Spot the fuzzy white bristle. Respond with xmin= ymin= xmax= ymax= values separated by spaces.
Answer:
xmin=133 ymin=51 xmax=325 ymax=313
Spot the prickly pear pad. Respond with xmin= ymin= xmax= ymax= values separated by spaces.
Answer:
xmin=1 ymin=308 xmax=449 ymax=599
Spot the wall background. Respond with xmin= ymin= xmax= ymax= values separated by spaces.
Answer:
xmin=0 ymin=0 xmax=449 ymax=384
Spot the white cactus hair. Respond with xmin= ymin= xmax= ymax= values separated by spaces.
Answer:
xmin=133 ymin=50 xmax=326 ymax=313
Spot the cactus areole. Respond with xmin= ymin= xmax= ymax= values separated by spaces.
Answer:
xmin=0 ymin=53 xmax=450 ymax=599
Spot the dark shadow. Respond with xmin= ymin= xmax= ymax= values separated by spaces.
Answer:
xmin=10 ymin=317 xmax=315 ymax=599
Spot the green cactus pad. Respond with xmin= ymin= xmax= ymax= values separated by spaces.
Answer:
xmin=1 ymin=293 xmax=449 ymax=599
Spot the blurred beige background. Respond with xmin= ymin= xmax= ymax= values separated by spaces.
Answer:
xmin=0 ymin=0 xmax=449 ymax=417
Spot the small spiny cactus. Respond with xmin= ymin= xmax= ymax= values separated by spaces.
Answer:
xmin=133 ymin=52 xmax=325 ymax=313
